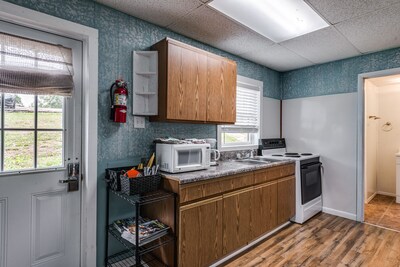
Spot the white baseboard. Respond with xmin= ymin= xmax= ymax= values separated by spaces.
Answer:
xmin=365 ymin=192 xmax=377 ymax=204
xmin=377 ymin=191 xmax=396 ymax=197
xmin=322 ymin=207 xmax=357 ymax=221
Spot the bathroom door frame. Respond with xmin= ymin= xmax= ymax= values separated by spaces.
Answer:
xmin=356 ymin=67 xmax=400 ymax=222
xmin=0 ymin=1 xmax=99 ymax=266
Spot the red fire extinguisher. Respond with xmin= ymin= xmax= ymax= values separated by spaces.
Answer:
xmin=109 ymin=79 xmax=128 ymax=123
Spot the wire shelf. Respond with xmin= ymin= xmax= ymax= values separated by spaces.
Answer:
xmin=108 ymin=225 xmax=174 ymax=256
xmin=107 ymin=250 xmax=166 ymax=267
xmin=110 ymin=189 xmax=175 ymax=206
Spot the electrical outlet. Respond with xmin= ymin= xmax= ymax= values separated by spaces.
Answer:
xmin=134 ymin=116 xmax=145 ymax=128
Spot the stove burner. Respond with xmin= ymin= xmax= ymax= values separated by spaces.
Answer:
xmin=272 ymin=154 xmax=284 ymax=157
xmin=301 ymin=153 xmax=313 ymax=156
xmin=285 ymin=153 xmax=300 ymax=156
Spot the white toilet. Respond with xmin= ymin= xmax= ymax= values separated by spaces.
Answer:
xmin=397 ymin=151 xmax=400 ymax=203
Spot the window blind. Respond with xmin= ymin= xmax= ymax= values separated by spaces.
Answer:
xmin=221 ymin=84 xmax=260 ymax=133
xmin=0 ymin=32 xmax=74 ymax=96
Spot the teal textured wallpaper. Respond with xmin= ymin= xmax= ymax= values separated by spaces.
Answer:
xmin=282 ymin=47 xmax=400 ymax=99
xmin=1 ymin=0 xmax=281 ymax=265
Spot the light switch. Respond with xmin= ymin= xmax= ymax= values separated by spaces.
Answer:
xmin=134 ymin=116 xmax=145 ymax=128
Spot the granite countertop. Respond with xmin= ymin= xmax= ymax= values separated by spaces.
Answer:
xmin=160 ymin=159 xmax=295 ymax=184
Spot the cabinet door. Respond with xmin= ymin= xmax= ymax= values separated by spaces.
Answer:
xmin=167 ymin=43 xmax=207 ymax=121
xmin=277 ymin=176 xmax=296 ymax=225
xmin=179 ymin=197 xmax=223 ymax=267
xmin=222 ymin=187 xmax=252 ymax=255
xmin=252 ymin=181 xmax=278 ymax=239
xmin=207 ymin=56 xmax=237 ymax=123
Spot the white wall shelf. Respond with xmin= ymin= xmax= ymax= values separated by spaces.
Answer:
xmin=135 ymin=92 xmax=157 ymax=96
xmin=132 ymin=51 xmax=158 ymax=116
xmin=135 ymin=72 xmax=157 ymax=76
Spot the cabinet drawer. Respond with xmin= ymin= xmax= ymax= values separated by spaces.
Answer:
xmin=254 ymin=163 xmax=295 ymax=184
xmin=179 ymin=172 xmax=254 ymax=203
xmin=219 ymin=172 xmax=254 ymax=192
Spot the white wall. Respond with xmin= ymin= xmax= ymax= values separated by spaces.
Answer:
xmin=364 ymin=80 xmax=379 ymax=202
xmin=376 ymin=85 xmax=400 ymax=195
xmin=282 ymin=93 xmax=358 ymax=220
xmin=261 ymin=97 xmax=281 ymax=138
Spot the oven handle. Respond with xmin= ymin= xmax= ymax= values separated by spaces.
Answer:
xmin=301 ymin=162 xmax=322 ymax=169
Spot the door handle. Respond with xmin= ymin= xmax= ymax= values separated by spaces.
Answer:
xmin=59 ymin=177 xmax=78 ymax=183
xmin=59 ymin=163 xmax=80 ymax=192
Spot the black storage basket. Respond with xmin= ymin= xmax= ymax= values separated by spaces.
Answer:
xmin=121 ymin=174 xmax=162 ymax=195
xmin=105 ymin=166 xmax=134 ymax=191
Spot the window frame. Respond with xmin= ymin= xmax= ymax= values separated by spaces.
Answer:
xmin=0 ymin=93 xmax=66 ymax=174
xmin=217 ymin=75 xmax=263 ymax=151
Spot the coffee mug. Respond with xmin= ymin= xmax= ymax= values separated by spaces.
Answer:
xmin=210 ymin=149 xmax=220 ymax=165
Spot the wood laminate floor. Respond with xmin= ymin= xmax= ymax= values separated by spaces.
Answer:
xmin=364 ymin=194 xmax=400 ymax=232
xmin=225 ymin=212 xmax=400 ymax=267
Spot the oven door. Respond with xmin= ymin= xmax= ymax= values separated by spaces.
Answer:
xmin=301 ymin=162 xmax=322 ymax=204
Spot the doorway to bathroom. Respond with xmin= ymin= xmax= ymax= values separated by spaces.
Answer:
xmin=364 ymin=74 xmax=400 ymax=231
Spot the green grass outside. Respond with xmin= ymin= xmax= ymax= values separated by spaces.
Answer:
xmin=3 ymin=112 xmax=63 ymax=171
xmin=4 ymin=111 xmax=62 ymax=129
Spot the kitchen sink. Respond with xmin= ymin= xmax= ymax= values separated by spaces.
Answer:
xmin=235 ymin=159 xmax=271 ymax=164
xmin=235 ymin=157 xmax=281 ymax=164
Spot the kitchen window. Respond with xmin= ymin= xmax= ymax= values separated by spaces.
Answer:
xmin=218 ymin=75 xmax=262 ymax=151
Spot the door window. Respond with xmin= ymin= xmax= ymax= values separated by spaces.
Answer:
xmin=1 ymin=93 xmax=64 ymax=172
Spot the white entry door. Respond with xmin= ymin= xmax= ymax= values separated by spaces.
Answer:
xmin=0 ymin=21 xmax=82 ymax=267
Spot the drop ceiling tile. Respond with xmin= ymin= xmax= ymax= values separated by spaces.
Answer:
xmin=168 ymin=6 xmax=274 ymax=55
xmin=307 ymin=0 xmax=400 ymax=24
xmin=280 ymin=27 xmax=361 ymax=64
xmin=335 ymin=3 xmax=400 ymax=53
xmin=96 ymin=0 xmax=202 ymax=27
xmin=239 ymin=45 xmax=314 ymax=72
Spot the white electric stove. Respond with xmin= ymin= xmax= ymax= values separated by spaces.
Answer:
xmin=258 ymin=138 xmax=322 ymax=224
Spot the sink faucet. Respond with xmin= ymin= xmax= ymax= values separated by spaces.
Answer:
xmin=250 ymin=150 xmax=254 ymax=158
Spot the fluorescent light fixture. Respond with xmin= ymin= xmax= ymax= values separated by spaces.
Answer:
xmin=208 ymin=0 xmax=329 ymax=43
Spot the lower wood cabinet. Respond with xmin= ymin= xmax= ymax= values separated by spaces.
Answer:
xmin=179 ymin=196 xmax=223 ymax=267
xmin=277 ymin=176 xmax=296 ymax=225
xmin=252 ymin=181 xmax=278 ymax=239
xmin=222 ymin=187 xmax=253 ymax=255
xmin=162 ymin=163 xmax=295 ymax=267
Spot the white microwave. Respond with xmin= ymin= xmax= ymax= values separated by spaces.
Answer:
xmin=156 ymin=143 xmax=211 ymax=173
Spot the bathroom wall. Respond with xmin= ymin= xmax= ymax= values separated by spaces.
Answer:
xmin=364 ymin=80 xmax=379 ymax=202
xmin=376 ymin=84 xmax=400 ymax=195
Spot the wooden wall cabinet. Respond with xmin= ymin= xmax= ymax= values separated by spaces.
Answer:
xmin=151 ymin=38 xmax=237 ymax=124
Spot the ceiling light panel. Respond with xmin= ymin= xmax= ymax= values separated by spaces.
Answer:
xmin=208 ymin=0 xmax=329 ymax=43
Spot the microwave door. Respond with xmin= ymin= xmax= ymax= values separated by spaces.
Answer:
xmin=176 ymin=148 xmax=203 ymax=170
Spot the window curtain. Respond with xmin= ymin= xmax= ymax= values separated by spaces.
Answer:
xmin=221 ymin=84 xmax=260 ymax=133
xmin=0 ymin=32 xmax=74 ymax=96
